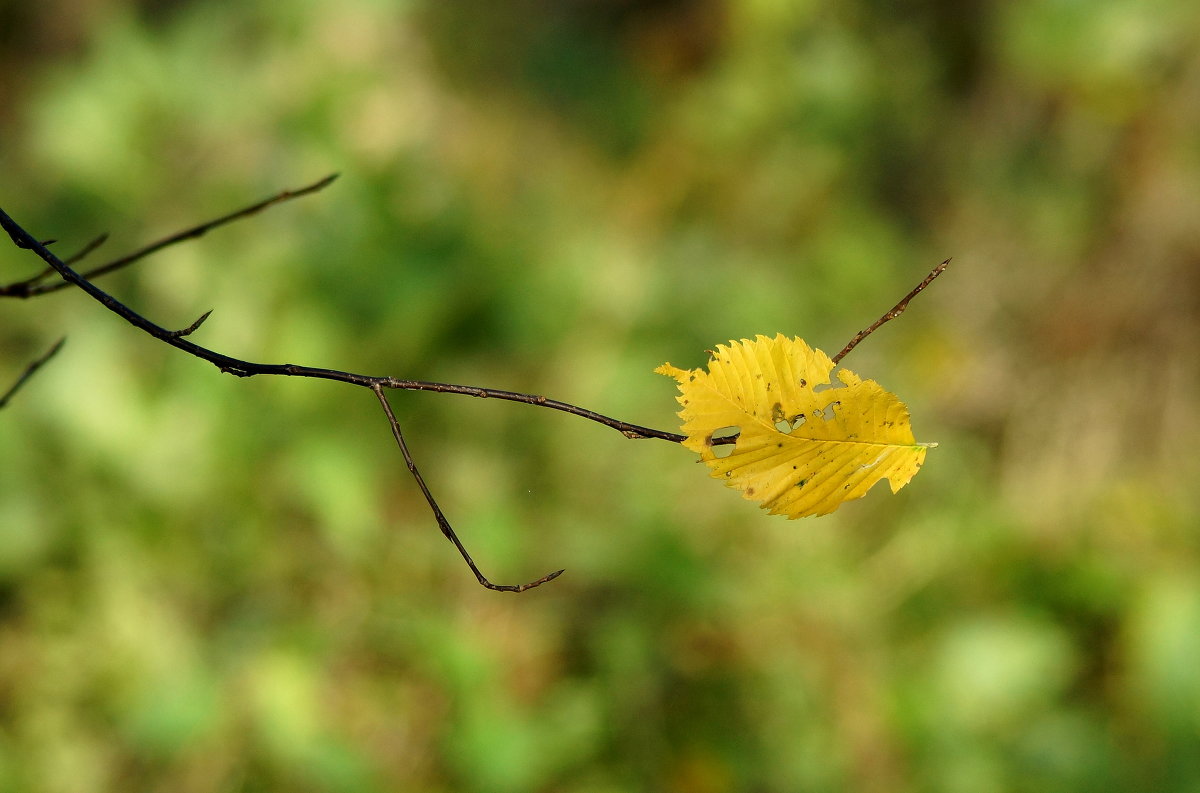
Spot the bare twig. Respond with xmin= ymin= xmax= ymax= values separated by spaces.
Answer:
xmin=0 ymin=337 xmax=65 ymax=409
xmin=0 ymin=175 xmax=337 ymax=298
xmin=1 ymin=201 xmax=684 ymax=440
xmin=831 ymin=258 xmax=952 ymax=366
xmin=15 ymin=233 xmax=112 ymax=289
xmin=0 ymin=198 xmax=666 ymax=590
xmin=372 ymin=385 xmax=565 ymax=592
xmin=65 ymin=232 xmax=110 ymax=266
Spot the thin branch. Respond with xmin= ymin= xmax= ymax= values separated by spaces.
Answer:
xmin=1 ymin=201 xmax=682 ymax=440
xmin=65 ymin=232 xmax=110 ymax=266
xmin=372 ymin=385 xmax=564 ymax=592
xmin=0 ymin=175 xmax=337 ymax=298
xmin=0 ymin=200 xmax=663 ymax=591
xmin=0 ymin=337 xmax=65 ymax=409
xmin=831 ymin=258 xmax=952 ymax=366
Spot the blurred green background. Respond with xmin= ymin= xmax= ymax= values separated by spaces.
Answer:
xmin=3 ymin=1 xmax=1200 ymax=791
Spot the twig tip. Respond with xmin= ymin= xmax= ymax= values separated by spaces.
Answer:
xmin=167 ymin=309 xmax=214 ymax=338
xmin=515 ymin=568 xmax=566 ymax=592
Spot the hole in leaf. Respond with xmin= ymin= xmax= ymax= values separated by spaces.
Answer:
xmin=772 ymin=403 xmax=805 ymax=435
xmin=709 ymin=426 xmax=738 ymax=458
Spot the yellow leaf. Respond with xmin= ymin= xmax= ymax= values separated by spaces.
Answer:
xmin=656 ymin=334 xmax=934 ymax=517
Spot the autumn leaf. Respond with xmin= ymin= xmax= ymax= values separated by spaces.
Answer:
xmin=656 ymin=334 xmax=934 ymax=517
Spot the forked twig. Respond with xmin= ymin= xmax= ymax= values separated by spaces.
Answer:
xmin=832 ymin=258 xmax=952 ymax=365
xmin=0 ymin=175 xmax=338 ymax=298
xmin=6 ymin=235 xmax=109 ymax=290
xmin=0 ymin=337 xmax=66 ymax=409
xmin=0 ymin=181 xmax=949 ymax=591
xmin=372 ymin=385 xmax=564 ymax=592
xmin=0 ymin=197 xmax=632 ymax=591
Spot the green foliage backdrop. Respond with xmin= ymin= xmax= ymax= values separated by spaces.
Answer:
xmin=3 ymin=1 xmax=1200 ymax=791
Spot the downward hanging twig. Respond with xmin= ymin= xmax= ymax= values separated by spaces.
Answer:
xmin=372 ymin=384 xmax=564 ymax=592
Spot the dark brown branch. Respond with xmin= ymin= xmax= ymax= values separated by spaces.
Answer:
xmin=831 ymin=258 xmax=952 ymax=365
xmin=2 ymin=201 xmax=683 ymax=440
xmin=0 ymin=199 xmax=670 ymax=590
xmin=0 ymin=175 xmax=337 ymax=298
xmin=372 ymin=385 xmax=564 ymax=592
xmin=0 ymin=337 xmax=65 ymax=409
